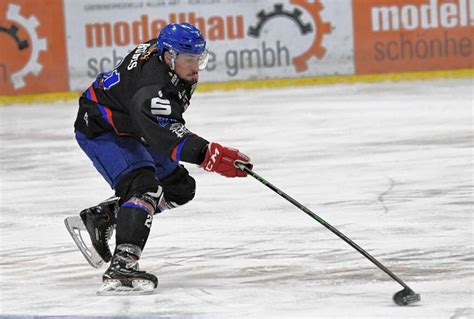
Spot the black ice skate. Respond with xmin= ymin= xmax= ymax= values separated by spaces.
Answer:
xmin=64 ymin=196 xmax=119 ymax=268
xmin=97 ymin=244 xmax=158 ymax=296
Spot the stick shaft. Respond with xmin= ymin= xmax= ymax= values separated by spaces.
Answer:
xmin=238 ymin=163 xmax=412 ymax=291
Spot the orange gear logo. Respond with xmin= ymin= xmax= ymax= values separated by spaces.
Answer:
xmin=248 ymin=1 xmax=332 ymax=73
xmin=0 ymin=3 xmax=47 ymax=89
xmin=0 ymin=0 xmax=68 ymax=96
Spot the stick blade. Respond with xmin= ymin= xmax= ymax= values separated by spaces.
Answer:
xmin=393 ymin=288 xmax=421 ymax=306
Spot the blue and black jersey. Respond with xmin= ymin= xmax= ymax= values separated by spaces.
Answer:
xmin=74 ymin=38 xmax=208 ymax=164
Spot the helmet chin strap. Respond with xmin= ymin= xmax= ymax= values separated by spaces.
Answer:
xmin=170 ymin=58 xmax=176 ymax=71
xmin=169 ymin=50 xmax=177 ymax=71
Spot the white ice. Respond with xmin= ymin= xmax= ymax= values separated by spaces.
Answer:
xmin=0 ymin=78 xmax=473 ymax=319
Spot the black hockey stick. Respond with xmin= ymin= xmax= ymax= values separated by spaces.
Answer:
xmin=235 ymin=161 xmax=420 ymax=306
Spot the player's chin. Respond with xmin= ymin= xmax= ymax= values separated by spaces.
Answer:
xmin=188 ymin=74 xmax=199 ymax=82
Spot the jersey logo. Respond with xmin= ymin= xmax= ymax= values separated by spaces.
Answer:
xmin=150 ymin=90 xmax=171 ymax=115
xmin=155 ymin=116 xmax=176 ymax=127
xmin=169 ymin=123 xmax=189 ymax=138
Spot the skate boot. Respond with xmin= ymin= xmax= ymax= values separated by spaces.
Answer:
xmin=79 ymin=196 xmax=119 ymax=263
xmin=64 ymin=196 xmax=119 ymax=268
xmin=97 ymin=244 xmax=158 ymax=296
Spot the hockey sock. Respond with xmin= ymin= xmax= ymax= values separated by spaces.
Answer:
xmin=115 ymin=195 xmax=156 ymax=252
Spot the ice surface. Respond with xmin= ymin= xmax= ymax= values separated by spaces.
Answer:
xmin=0 ymin=78 xmax=473 ymax=318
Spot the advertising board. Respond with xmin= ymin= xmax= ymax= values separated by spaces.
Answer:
xmin=353 ymin=0 xmax=473 ymax=74
xmin=63 ymin=0 xmax=354 ymax=90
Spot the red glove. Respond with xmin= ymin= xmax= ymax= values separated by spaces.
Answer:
xmin=200 ymin=142 xmax=252 ymax=177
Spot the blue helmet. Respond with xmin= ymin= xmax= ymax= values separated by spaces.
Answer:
xmin=157 ymin=23 xmax=206 ymax=56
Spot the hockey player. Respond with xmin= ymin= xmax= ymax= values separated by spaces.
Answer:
xmin=69 ymin=23 xmax=252 ymax=295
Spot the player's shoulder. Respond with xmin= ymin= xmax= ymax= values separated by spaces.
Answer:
xmin=138 ymin=57 xmax=166 ymax=79
xmin=130 ymin=60 xmax=176 ymax=107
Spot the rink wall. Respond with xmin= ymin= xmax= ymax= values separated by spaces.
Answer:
xmin=1 ymin=0 xmax=473 ymax=102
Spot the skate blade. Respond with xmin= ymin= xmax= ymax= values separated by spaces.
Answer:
xmin=64 ymin=216 xmax=104 ymax=268
xmin=97 ymin=279 xmax=157 ymax=296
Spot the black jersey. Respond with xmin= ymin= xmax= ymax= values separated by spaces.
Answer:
xmin=74 ymin=39 xmax=208 ymax=164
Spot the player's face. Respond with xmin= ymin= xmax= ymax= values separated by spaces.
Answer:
xmin=174 ymin=53 xmax=201 ymax=82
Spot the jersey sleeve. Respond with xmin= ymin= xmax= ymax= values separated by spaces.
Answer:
xmin=130 ymin=84 xmax=208 ymax=164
